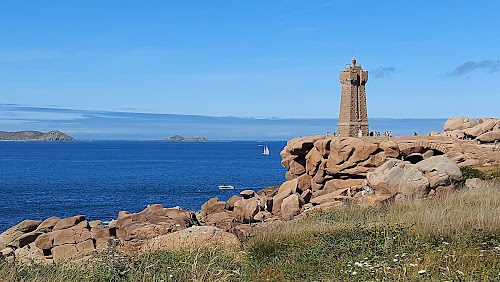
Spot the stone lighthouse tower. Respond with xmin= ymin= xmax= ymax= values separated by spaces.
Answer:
xmin=338 ymin=57 xmax=369 ymax=137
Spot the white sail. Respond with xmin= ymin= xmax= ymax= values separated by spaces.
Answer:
xmin=262 ymin=146 xmax=269 ymax=155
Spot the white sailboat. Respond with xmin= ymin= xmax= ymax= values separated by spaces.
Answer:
xmin=262 ymin=145 xmax=269 ymax=155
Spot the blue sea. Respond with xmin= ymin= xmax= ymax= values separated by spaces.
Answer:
xmin=0 ymin=141 xmax=286 ymax=232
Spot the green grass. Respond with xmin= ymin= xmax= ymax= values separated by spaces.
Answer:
xmin=3 ymin=181 xmax=500 ymax=281
xmin=461 ymin=165 xmax=500 ymax=180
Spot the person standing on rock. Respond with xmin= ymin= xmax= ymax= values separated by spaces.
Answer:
xmin=364 ymin=180 xmax=371 ymax=195
xmin=495 ymin=139 xmax=499 ymax=150
xmin=257 ymin=198 xmax=262 ymax=211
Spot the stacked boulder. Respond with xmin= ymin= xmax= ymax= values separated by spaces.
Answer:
xmin=439 ymin=116 xmax=500 ymax=142
xmin=0 ymin=215 xmax=115 ymax=263
xmin=197 ymin=184 xmax=314 ymax=239
xmin=115 ymin=204 xmax=198 ymax=254
xmin=280 ymin=136 xmax=400 ymax=204
xmin=197 ymin=188 xmax=278 ymax=239
xmin=365 ymin=155 xmax=464 ymax=206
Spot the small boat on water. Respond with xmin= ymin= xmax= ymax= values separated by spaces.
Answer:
xmin=219 ymin=185 xmax=235 ymax=190
xmin=262 ymin=145 xmax=269 ymax=155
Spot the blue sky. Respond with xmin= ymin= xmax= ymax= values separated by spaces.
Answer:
xmin=0 ymin=1 xmax=499 ymax=123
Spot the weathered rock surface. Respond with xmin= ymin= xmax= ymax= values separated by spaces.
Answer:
xmin=444 ymin=117 xmax=479 ymax=131
xmin=281 ymin=194 xmax=302 ymax=220
xmin=225 ymin=195 xmax=241 ymax=211
xmin=0 ymin=220 xmax=41 ymax=250
xmin=201 ymin=198 xmax=226 ymax=219
xmin=476 ymin=130 xmax=500 ymax=143
xmin=53 ymin=215 xmax=85 ymax=231
xmin=141 ymin=226 xmax=240 ymax=253
xmin=0 ymin=215 xmax=117 ymax=263
xmin=367 ymin=155 xmax=464 ymax=202
xmin=281 ymin=137 xmax=403 ymax=185
xmin=36 ymin=216 xmax=60 ymax=232
xmin=116 ymin=204 xmax=198 ymax=253
xmin=240 ymin=190 xmax=256 ymax=199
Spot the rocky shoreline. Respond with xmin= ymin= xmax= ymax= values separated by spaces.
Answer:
xmin=1 ymin=117 xmax=499 ymax=264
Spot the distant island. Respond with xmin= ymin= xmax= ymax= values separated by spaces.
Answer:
xmin=0 ymin=130 xmax=76 ymax=141
xmin=164 ymin=135 xmax=207 ymax=142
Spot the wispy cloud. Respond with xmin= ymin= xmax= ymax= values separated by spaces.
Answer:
xmin=447 ymin=60 xmax=500 ymax=77
xmin=371 ymin=66 xmax=395 ymax=79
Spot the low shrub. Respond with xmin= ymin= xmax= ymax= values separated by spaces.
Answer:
xmin=460 ymin=166 xmax=485 ymax=179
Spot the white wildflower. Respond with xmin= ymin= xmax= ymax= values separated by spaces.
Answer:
xmin=393 ymin=258 xmax=398 ymax=262
xmin=352 ymin=271 xmax=357 ymax=275
xmin=418 ymin=270 xmax=426 ymax=274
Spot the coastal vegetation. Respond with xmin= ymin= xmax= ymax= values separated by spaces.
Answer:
xmin=2 ymin=177 xmax=500 ymax=281
xmin=461 ymin=165 xmax=500 ymax=180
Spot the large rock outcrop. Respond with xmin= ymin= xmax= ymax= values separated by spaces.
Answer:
xmin=0 ymin=215 xmax=116 ymax=263
xmin=476 ymin=130 xmax=500 ymax=143
xmin=444 ymin=117 xmax=479 ymax=131
xmin=116 ymin=204 xmax=198 ymax=253
xmin=281 ymin=136 xmax=401 ymax=192
xmin=441 ymin=116 xmax=499 ymax=142
xmin=366 ymin=155 xmax=464 ymax=206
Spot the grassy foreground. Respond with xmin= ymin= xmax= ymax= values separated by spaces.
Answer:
xmin=2 ymin=180 xmax=500 ymax=281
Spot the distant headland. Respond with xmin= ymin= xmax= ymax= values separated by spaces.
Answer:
xmin=163 ymin=135 xmax=207 ymax=142
xmin=0 ymin=130 xmax=76 ymax=141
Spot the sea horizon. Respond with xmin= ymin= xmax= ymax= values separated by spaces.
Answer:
xmin=0 ymin=104 xmax=450 ymax=140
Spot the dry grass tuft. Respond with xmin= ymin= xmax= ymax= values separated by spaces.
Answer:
xmin=385 ymin=180 xmax=500 ymax=236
